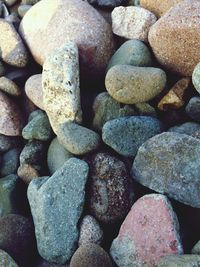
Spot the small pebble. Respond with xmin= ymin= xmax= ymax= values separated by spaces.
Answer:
xmin=0 ymin=148 xmax=21 ymax=176
xmin=0 ymin=249 xmax=18 ymax=267
xmin=186 ymin=96 xmax=200 ymax=122
xmin=0 ymin=76 xmax=20 ymax=96
xmin=18 ymin=4 xmax=31 ymax=18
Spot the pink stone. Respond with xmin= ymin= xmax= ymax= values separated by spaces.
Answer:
xmin=110 ymin=194 xmax=183 ymax=267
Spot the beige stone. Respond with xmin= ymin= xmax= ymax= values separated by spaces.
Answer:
xmin=149 ymin=0 xmax=200 ymax=76
xmin=0 ymin=76 xmax=21 ymax=96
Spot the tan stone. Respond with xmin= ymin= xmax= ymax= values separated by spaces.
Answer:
xmin=149 ymin=0 xmax=200 ymax=76
xmin=17 ymin=164 xmax=39 ymax=184
xmin=0 ymin=76 xmax=21 ymax=96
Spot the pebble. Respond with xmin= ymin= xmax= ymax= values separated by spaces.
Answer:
xmin=112 ymin=6 xmax=157 ymax=42
xmin=192 ymin=62 xmax=200 ymax=94
xmin=19 ymin=0 xmax=114 ymax=74
xmin=102 ymin=116 xmax=163 ymax=157
xmin=148 ymin=0 xmax=200 ymax=76
xmin=88 ymin=0 xmax=125 ymax=8
xmin=0 ymin=91 xmax=24 ymax=136
xmin=42 ymin=43 xmax=82 ymax=134
xmin=110 ymin=194 xmax=183 ymax=267
xmin=105 ymin=65 xmax=166 ymax=104
xmin=132 ymin=132 xmax=200 ymax=208
xmin=17 ymin=163 xmax=39 ymax=184
xmin=27 ymin=158 xmax=89 ymax=264
xmin=21 ymin=0 xmax=41 ymax=4
xmin=0 ymin=76 xmax=20 ymax=96
xmin=168 ymin=122 xmax=200 ymax=136
xmin=0 ymin=61 xmax=5 ymax=76
xmin=191 ymin=240 xmax=200 ymax=254
xmin=0 ymin=19 xmax=28 ymax=67
xmin=185 ymin=97 xmax=200 ymax=122
xmin=0 ymin=135 xmax=21 ymax=153
xmin=36 ymin=258 xmax=69 ymax=267
xmin=70 ymin=244 xmax=113 ymax=267
xmin=3 ymin=0 xmax=18 ymax=6
xmin=25 ymin=74 xmax=44 ymax=110
xmin=47 ymin=137 xmax=73 ymax=175
xmin=0 ymin=148 xmax=21 ymax=176
xmin=78 ymin=215 xmax=103 ymax=246
xmin=18 ymin=4 xmax=31 ymax=17
xmin=0 ymin=249 xmax=18 ymax=267
xmin=86 ymin=152 xmax=134 ymax=224
xmin=57 ymin=122 xmax=101 ymax=155
xmin=106 ymin=39 xmax=152 ymax=72
xmin=158 ymin=255 xmax=200 ymax=267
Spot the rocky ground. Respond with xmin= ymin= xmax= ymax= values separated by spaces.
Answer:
xmin=1 ymin=0 xmax=200 ymax=266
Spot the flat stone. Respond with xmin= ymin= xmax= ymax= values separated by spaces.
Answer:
xmin=112 ymin=6 xmax=157 ymax=42
xmin=132 ymin=132 xmax=200 ymax=208
xmin=105 ymin=65 xmax=166 ymax=104
xmin=27 ymin=158 xmax=89 ymax=264
xmin=57 ymin=122 xmax=101 ymax=155
xmin=102 ymin=116 xmax=163 ymax=157
xmin=0 ymin=76 xmax=21 ymax=96
xmin=110 ymin=194 xmax=183 ymax=267
xmin=158 ymin=255 xmax=200 ymax=267
xmin=42 ymin=43 xmax=82 ymax=134
xmin=0 ymin=19 xmax=28 ymax=67
xmin=0 ymin=249 xmax=18 ymax=267
xmin=186 ymin=97 xmax=200 ymax=122
xmin=148 ymin=0 xmax=200 ymax=76
xmin=0 ymin=148 xmax=21 ymax=176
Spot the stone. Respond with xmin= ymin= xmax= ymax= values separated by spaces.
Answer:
xmin=78 ymin=215 xmax=103 ymax=246
xmin=0 ymin=135 xmax=21 ymax=153
xmin=134 ymin=102 xmax=157 ymax=118
xmin=0 ymin=91 xmax=24 ymax=136
xmin=47 ymin=137 xmax=73 ymax=175
xmin=105 ymin=65 xmax=166 ymax=104
xmin=17 ymin=164 xmax=40 ymax=184
xmin=27 ymin=158 xmax=89 ymax=264
xmin=19 ymin=0 xmax=114 ymax=74
xmin=148 ymin=0 xmax=200 ymax=76
xmin=193 ymin=62 xmax=200 ymax=94
xmin=158 ymin=78 xmax=190 ymax=111
xmin=112 ymin=6 xmax=157 ymax=42
xmin=25 ymin=74 xmax=44 ymax=110
xmin=110 ymin=194 xmax=183 ymax=267
xmin=18 ymin=4 xmax=31 ymax=17
xmin=57 ymin=122 xmax=101 ymax=155
xmin=42 ymin=43 xmax=82 ymax=134
xmin=158 ymin=255 xmax=200 ymax=267
xmin=192 ymin=241 xmax=200 ymax=254
xmin=70 ymin=244 xmax=113 ymax=267
xmin=168 ymin=122 xmax=200 ymax=136
xmin=107 ymin=39 xmax=152 ymax=72
xmin=132 ymin=132 xmax=200 ymax=208
xmin=0 ymin=77 xmax=21 ymax=96
xmin=0 ymin=249 xmax=18 ymax=267
xmin=0 ymin=214 xmax=35 ymax=267
xmin=86 ymin=152 xmax=134 ymax=224
xmin=0 ymin=61 xmax=5 ymax=76
xmin=22 ymin=110 xmax=52 ymax=141
xmin=36 ymin=258 xmax=68 ymax=267
xmin=3 ymin=0 xmax=18 ymax=6
xmin=0 ymin=19 xmax=28 ymax=67
xmin=102 ymin=116 xmax=163 ymax=157
xmin=21 ymin=0 xmax=41 ymax=4
xmin=186 ymin=97 xmax=200 ymax=122
xmin=0 ymin=148 xmax=21 ymax=176
xmin=88 ymin=0 xmax=125 ymax=8
xmin=4 ymin=13 xmax=20 ymax=28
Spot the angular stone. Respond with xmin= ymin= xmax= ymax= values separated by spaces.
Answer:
xmin=0 ymin=77 xmax=21 ymax=96
xmin=42 ymin=43 xmax=82 ymax=134
xmin=132 ymin=132 xmax=200 ymax=208
xmin=27 ymin=158 xmax=89 ymax=264
xmin=158 ymin=255 xmax=200 ymax=267
xmin=110 ymin=194 xmax=183 ymax=267
xmin=0 ymin=249 xmax=18 ymax=267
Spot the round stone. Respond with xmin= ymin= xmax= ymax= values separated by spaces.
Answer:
xmin=0 ymin=249 xmax=18 ymax=267
xmin=192 ymin=62 xmax=200 ymax=94
xmin=185 ymin=97 xmax=200 ymax=122
xmin=0 ymin=77 xmax=21 ymax=96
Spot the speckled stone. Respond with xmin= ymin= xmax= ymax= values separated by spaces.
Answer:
xmin=19 ymin=0 xmax=114 ymax=75
xmin=110 ymin=194 xmax=183 ymax=267
xmin=148 ymin=0 xmax=200 ymax=76
xmin=86 ymin=152 xmax=134 ymax=224
xmin=78 ymin=215 xmax=103 ymax=246
xmin=132 ymin=132 xmax=200 ymax=208
xmin=192 ymin=62 xmax=200 ymax=94
xmin=158 ymin=255 xmax=200 ymax=267
xmin=0 ymin=19 xmax=28 ymax=67
xmin=0 ymin=91 xmax=24 ymax=136
xmin=0 ymin=76 xmax=20 ymax=96
xmin=0 ymin=148 xmax=21 ymax=177
xmin=168 ymin=122 xmax=200 ymax=136
xmin=105 ymin=65 xmax=166 ymax=104
xmin=27 ymin=158 xmax=89 ymax=264
xmin=0 ymin=249 xmax=18 ymax=267
xmin=70 ymin=244 xmax=113 ymax=267
xmin=42 ymin=43 xmax=82 ymax=134
xmin=112 ymin=6 xmax=157 ymax=42
xmin=186 ymin=97 xmax=200 ymax=122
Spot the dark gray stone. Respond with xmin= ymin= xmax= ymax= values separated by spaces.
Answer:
xmin=186 ymin=97 xmax=200 ymax=122
xmin=88 ymin=0 xmax=125 ymax=8
xmin=0 ymin=134 xmax=21 ymax=153
xmin=168 ymin=122 xmax=200 ymax=136
xmin=0 ymin=148 xmax=21 ymax=176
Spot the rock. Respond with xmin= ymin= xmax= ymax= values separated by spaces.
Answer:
xmin=158 ymin=255 xmax=200 ymax=267
xmin=57 ymin=122 xmax=101 ymax=155
xmin=3 ymin=0 xmax=18 ymax=6
xmin=17 ymin=164 xmax=40 ymax=184
xmin=0 ymin=61 xmax=5 ymax=76
xmin=19 ymin=0 xmax=114 ymax=74
xmin=0 ymin=148 xmax=21 ymax=176
xmin=112 ymin=6 xmax=157 ymax=42
xmin=134 ymin=102 xmax=157 ymax=118
xmin=193 ymin=62 xmax=200 ymax=94
xmin=18 ymin=4 xmax=31 ymax=17
xmin=86 ymin=152 xmax=134 ymax=224
xmin=0 ymin=19 xmax=28 ymax=67
xmin=105 ymin=65 xmax=166 ymax=104
xmin=158 ymin=77 xmax=190 ymax=111
xmin=0 ymin=91 xmax=24 ymax=136
xmin=148 ymin=0 xmax=200 ymax=76
xmin=0 ymin=135 xmax=21 ymax=153
xmin=4 ymin=13 xmax=20 ymax=28
xmin=0 ymin=77 xmax=21 ymax=96
xmin=36 ymin=258 xmax=68 ymax=267
xmin=88 ymin=0 xmax=125 ymax=8
xmin=132 ymin=132 xmax=200 ymax=208
xmin=21 ymin=0 xmax=41 ymax=4
xmin=25 ymin=74 xmax=44 ymax=110
xmin=107 ymin=39 xmax=152 ymax=72
xmin=1 ymin=3 xmax=9 ymax=17
xmin=110 ymin=194 xmax=183 ymax=267
xmin=0 ymin=214 xmax=35 ymax=267
xmin=140 ymin=0 xmax=181 ymax=17
xmin=102 ymin=116 xmax=163 ymax=157
xmin=22 ymin=110 xmax=52 ymax=141
xmin=191 ymin=240 xmax=200 ymax=254
xmin=27 ymin=158 xmax=89 ymax=264
xmin=47 ymin=137 xmax=73 ymax=175
xmin=42 ymin=43 xmax=82 ymax=134
xmin=78 ymin=215 xmax=103 ymax=246
xmin=186 ymin=97 xmax=200 ymax=122
xmin=168 ymin=122 xmax=200 ymax=136
xmin=0 ymin=249 xmax=18 ymax=267
xmin=70 ymin=244 xmax=113 ymax=267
